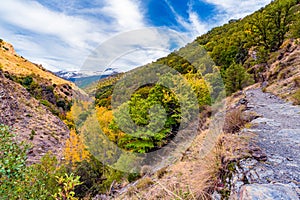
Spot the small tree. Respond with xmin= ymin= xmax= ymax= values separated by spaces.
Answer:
xmin=225 ymin=63 xmax=254 ymax=95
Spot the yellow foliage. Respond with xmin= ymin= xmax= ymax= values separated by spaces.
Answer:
xmin=64 ymin=129 xmax=89 ymax=166
xmin=96 ymin=106 xmax=124 ymax=142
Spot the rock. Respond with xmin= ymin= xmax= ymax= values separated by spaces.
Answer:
xmin=239 ymin=98 xmax=248 ymax=105
xmin=239 ymin=158 xmax=258 ymax=171
xmin=252 ymin=152 xmax=267 ymax=161
xmin=212 ymin=191 xmax=221 ymax=200
xmin=287 ymin=157 xmax=293 ymax=161
xmin=238 ymin=184 xmax=298 ymax=200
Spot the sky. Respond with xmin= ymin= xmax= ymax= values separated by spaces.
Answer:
xmin=0 ymin=0 xmax=271 ymax=73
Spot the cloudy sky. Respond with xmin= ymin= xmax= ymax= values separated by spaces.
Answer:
xmin=0 ymin=0 xmax=271 ymax=72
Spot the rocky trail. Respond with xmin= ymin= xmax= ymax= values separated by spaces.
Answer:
xmin=230 ymin=88 xmax=300 ymax=199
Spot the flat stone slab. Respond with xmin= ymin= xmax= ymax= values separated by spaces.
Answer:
xmin=238 ymin=184 xmax=298 ymax=200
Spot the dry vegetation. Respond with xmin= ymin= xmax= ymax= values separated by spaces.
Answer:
xmin=0 ymin=40 xmax=78 ymax=88
xmin=264 ymin=39 xmax=300 ymax=102
xmin=116 ymin=99 xmax=254 ymax=199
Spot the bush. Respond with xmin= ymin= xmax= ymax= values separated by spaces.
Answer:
xmin=0 ymin=125 xmax=29 ymax=199
xmin=40 ymin=99 xmax=51 ymax=107
xmin=22 ymin=75 xmax=34 ymax=87
xmin=292 ymin=89 xmax=300 ymax=105
xmin=0 ymin=125 xmax=82 ymax=199
xmin=225 ymin=63 xmax=254 ymax=95
xmin=223 ymin=107 xmax=247 ymax=133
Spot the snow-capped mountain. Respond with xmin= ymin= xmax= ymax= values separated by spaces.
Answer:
xmin=55 ymin=68 xmax=119 ymax=80
xmin=55 ymin=68 xmax=119 ymax=88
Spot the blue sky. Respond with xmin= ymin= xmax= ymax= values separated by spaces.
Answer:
xmin=0 ymin=0 xmax=271 ymax=72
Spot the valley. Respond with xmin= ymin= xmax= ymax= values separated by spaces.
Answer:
xmin=0 ymin=0 xmax=300 ymax=199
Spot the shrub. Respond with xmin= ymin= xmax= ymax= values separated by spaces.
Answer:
xmin=223 ymin=106 xmax=247 ymax=133
xmin=0 ymin=125 xmax=30 ymax=199
xmin=40 ymin=99 xmax=51 ymax=107
xmin=292 ymin=89 xmax=300 ymax=105
xmin=225 ymin=63 xmax=254 ymax=95
xmin=136 ymin=177 xmax=154 ymax=190
xmin=22 ymin=75 xmax=33 ymax=87
xmin=53 ymin=173 xmax=82 ymax=200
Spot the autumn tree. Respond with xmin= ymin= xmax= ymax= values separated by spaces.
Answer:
xmin=64 ymin=129 xmax=89 ymax=166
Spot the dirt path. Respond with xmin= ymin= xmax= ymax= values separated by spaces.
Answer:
xmin=229 ymin=88 xmax=300 ymax=199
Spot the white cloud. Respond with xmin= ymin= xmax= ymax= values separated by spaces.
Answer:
xmin=202 ymin=0 xmax=272 ymax=23
xmin=82 ymin=28 xmax=188 ymax=73
xmin=0 ymin=0 xmax=163 ymax=72
xmin=101 ymin=0 xmax=145 ymax=30
xmin=0 ymin=0 xmax=105 ymax=50
xmin=188 ymin=10 xmax=208 ymax=36
xmin=164 ymin=0 xmax=208 ymax=38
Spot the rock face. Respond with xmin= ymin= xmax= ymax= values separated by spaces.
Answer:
xmin=229 ymin=88 xmax=300 ymax=199
xmin=264 ymin=39 xmax=300 ymax=102
xmin=239 ymin=184 xmax=298 ymax=200
xmin=0 ymin=70 xmax=69 ymax=163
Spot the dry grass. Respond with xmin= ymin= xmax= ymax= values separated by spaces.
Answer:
xmin=0 ymin=41 xmax=77 ymax=88
xmin=223 ymin=106 xmax=247 ymax=134
xmin=115 ymin=90 xmax=257 ymax=200
xmin=264 ymin=39 xmax=300 ymax=101
xmin=117 ymin=128 xmax=253 ymax=200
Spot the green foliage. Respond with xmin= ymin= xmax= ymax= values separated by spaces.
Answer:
xmin=72 ymin=157 xmax=105 ymax=198
xmin=225 ymin=63 xmax=254 ymax=95
xmin=30 ymin=129 xmax=36 ymax=140
xmin=0 ymin=125 xmax=85 ymax=199
xmin=0 ymin=125 xmax=29 ymax=199
xmin=22 ymin=75 xmax=34 ymax=87
xmin=53 ymin=173 xmax=82 ymax=200
xmin=91 ymin=0 xmax=300 ymax=173
xmin=250 ymin=0 xmax=296 ymax=51
xmin=21 ymin=153 xmax=66 ymax=199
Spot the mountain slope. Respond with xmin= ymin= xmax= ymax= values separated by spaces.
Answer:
xmin=0 ymin=70 xmax=69 ymax=163
xmin=0 ymin=40 xmax=75 ymax=86
xmin=88 ymin=0 xmax=300 ymax=199
xmin=0 ymin=40 xmax=88 ymax=162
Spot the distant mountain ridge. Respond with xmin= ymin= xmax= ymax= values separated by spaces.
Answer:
xmin=55 ymin=68 xmax=119 ymax=88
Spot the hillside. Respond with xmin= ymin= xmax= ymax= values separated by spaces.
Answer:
xmin=89 ymin=0 xmax=300 ymax=199
xmin=0 ymin=0 xmax=300 ymax=199
xmin=0 ymin=40 xmax=87 ymax=162
xmin=92 ymin=0 xmax=300 ymax=156
xmin=0 ymin=70 xmax=69 ymax=163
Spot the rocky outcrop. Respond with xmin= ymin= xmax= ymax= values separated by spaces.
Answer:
xmin=0 ymin=40 xmax=16 ymax=54
xmin=0 ymin=70 xmax=69 ymax=163
xmin=264 ymin=39 xmax=300 ymax=101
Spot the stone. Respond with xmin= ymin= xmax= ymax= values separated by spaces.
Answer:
xmin=252 ymin=152 xmax=267 ymax=161
xmin=239 ymin=158 xmax=258 ymax=171
xmin=238 ymin=184 xmax=298 ymax=200
xmin=212 ymin=191 xmax=221 ymax=200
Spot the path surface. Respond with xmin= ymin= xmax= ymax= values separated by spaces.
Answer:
xmin=230 ymin=88 xmax=300 ymax=199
